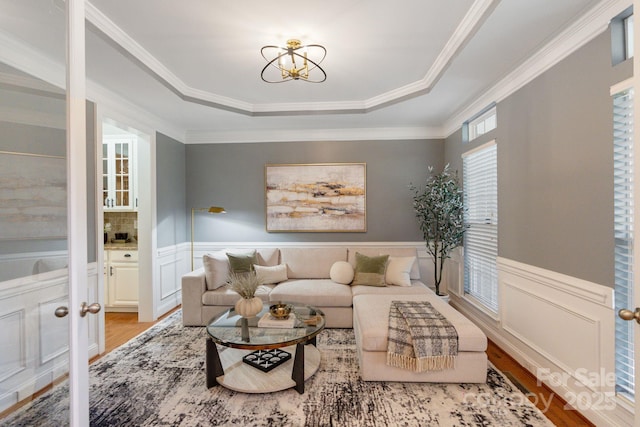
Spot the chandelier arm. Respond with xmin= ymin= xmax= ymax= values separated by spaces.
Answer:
xmin=263 ymin=52 xmax=289 ymax=71
xmin=260 ymin=62 xmax=293 ymax=83
xmin=290 ymin=52 xmax=326 ymax=73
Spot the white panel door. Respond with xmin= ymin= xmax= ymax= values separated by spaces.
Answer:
xmin=0 ymin=0 xmax=92 ymax=425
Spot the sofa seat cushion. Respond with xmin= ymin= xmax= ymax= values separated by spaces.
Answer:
xmin=353 ymin=293 xmax=487 ymax=353
xmin=202 ymin=284 xmax=275 ymax=306
xmin=269 ymin=279 xmax=352 ymax=307
xmin=351 ymin=281 xmax=430 ymax=297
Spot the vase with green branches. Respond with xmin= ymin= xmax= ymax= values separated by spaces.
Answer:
xmin=409 ymin=164 xmax=467 ymax=296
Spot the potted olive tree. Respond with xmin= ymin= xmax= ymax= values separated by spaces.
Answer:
xmin=409 ymin=164 xmax=466 ymax=296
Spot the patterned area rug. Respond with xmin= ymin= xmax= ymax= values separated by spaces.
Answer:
xmin=4 ymin=310 xmax=554 ymax=426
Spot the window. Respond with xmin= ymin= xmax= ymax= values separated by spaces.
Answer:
xmin=613 ymin=87 xmax=634 ymax=400
xmin=465 ymin=106 xmax=497 ymax=143
xmin=612 ymin=8 xmax=633 ymax=65
xmin=463 ymin=141 xmax=498 ymax=312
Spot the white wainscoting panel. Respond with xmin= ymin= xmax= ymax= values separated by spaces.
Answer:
xmin=0 ymin=258 xmax=100 ymax=413
xmin=499 ymin=258 xmax=614 ymax=393
xmin=449 ymin=257 xmax=620 ymax=426
xmin=0 ymin=310 xmax=25 ymax=383
xmin=156 ymin=244 xmax=186 ymax=317
xmin=39 ymin=296 xmax=69 ymax=365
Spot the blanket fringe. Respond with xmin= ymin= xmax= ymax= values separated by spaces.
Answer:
xmin=387 ymin=352 xmax=456 ymax=372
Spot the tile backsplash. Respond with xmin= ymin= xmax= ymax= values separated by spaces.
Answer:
xmin=104 ymin=212 xmax=138 ymax=242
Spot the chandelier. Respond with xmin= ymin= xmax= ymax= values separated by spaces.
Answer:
xmin=260 ymin=39 xmax=327 ymax=83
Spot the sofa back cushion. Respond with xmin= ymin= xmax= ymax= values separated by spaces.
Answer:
xmin=347 ymin=247 xmax=420 ymax=280
xmin=256 ymin=248 xmax=280 ymax=267
xmin=280 ymin=247 xmax=347 ymax=279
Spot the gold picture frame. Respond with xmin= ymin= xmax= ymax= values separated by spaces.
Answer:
xmin=265 ymin=163 xmax=366 ymax=232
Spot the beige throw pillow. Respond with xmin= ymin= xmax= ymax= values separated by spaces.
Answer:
xmin=202 ymin=250 xmax=230 ymax=290
xmin=385 ymin=256 xmax=416 ymax=287
xmin=352 ymin=252 xmax=389 ymax=287
xmin=254 ymin=264 xmax=288 ymax=285
xmin=330 ymin=261 xmax=355 ymax=284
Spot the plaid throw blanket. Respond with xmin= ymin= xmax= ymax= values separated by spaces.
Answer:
xmin=387 ymin=301 xmax=458 ymax=372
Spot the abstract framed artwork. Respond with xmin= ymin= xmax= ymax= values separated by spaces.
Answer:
xmin=0 ymin=151 xmax=67 ymax=240
xmin=265 ymin=163 xmax=366 ymax=232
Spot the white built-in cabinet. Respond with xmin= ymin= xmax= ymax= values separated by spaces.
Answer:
xmin=104 ymin=250 xmax=139 ymax=311
xmin=103 ymin=137 xmax=138 ymax=211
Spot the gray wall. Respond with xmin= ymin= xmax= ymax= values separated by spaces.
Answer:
xmin=445 ymin=30 xmax=632 ymax=288
xmin=186 ymin=139 xmax=443 ymax=242
xmin=156 ymin=132 xmax=187 ymax=247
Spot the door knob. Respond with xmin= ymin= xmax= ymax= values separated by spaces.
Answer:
xmin=619 ymin=307 xmax=640 ymax=324
xmin=54 ymin=306 xmax=68 ymax=318
xmin=80 ymin=302 xmax=101 ymax=317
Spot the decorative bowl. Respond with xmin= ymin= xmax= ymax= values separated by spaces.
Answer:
xmin=269 ymin=303 xmax=292 ymax=320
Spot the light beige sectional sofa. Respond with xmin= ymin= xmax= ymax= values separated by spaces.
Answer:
xmin=181 ymin=246 xmax=488 ymax=383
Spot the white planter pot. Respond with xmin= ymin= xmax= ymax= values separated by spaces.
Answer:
xmin=235 ymin=296 xmax=263 ymax=318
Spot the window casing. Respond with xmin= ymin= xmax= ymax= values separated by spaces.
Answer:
xmin=463 ymin=141 xmax=498 ymax=312
xmin=612 ymin=8 xmax=633 ymax=65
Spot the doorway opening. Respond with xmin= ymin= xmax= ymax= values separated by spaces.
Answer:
xmin=99 ymin=118 xmax=153 ymax=349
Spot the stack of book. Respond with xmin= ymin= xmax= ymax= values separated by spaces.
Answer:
xmin=257 ymin=312 xmax=296 ymax=328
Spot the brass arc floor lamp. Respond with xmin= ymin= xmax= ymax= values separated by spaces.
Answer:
xmin=191 ymin=206 xmax=226 ymax=270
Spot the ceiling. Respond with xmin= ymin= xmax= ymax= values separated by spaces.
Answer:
xmin=0 ymin=0 xmax=624 ymax=142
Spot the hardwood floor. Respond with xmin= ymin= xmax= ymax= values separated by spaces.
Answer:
xmin=486 ymin=340 xmax=594 ymax=427
xmin=91 ymin=308 xmax=179 ymax=363
xmin=1 ymin=309 xmax=595 ymax=426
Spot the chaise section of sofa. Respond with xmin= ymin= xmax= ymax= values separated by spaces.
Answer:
xmin=353 ymin=293 xmax=488 ymax=383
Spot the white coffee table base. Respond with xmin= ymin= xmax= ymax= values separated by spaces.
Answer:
xmin=216 ymin=344 xmax=321 ymax=393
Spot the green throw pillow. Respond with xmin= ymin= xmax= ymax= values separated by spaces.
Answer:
xmin=352 ymin=252 xmax=389 ymax=286
xmin=227 ymin=250 xmax=258 ymax=274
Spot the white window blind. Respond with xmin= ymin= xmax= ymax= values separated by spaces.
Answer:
xmin=463 ymin=142 xmax=498 ymax=312
xmin=613 ymin=87 xmax=635 ymax=400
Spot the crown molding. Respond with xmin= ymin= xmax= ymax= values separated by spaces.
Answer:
xmin=443 ymin=0 xmax=631 ymax=137
xmin=0 ymin=71 xmax=64 ymax=97
xmin=85 ymin=0 xmax=497 ymax=116
xmin=0 ymin=29 xmax=65 ymax=90
xmin=0 ymin=23 xmax=186 ymax=141
xmin=0 ymin=106 xmax=65 ymax=129
xmin=185 ymin=127 xmax=444 ymax=144
xmin=87 ymin=80 xmax=186 ymax=143
xmin=365 ymin=0 xmax=498 ymax=110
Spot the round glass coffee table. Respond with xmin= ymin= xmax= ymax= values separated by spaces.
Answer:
xmin=206 ymin=302 xmax=325 ymax=394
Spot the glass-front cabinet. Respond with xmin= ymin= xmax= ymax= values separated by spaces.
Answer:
xmin=103 ymin=137 xmax=136 ymax=211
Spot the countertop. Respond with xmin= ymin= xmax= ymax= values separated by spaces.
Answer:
xmin=104 ymin=242 xmax=138 ymax=250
